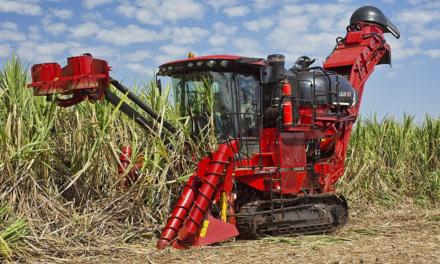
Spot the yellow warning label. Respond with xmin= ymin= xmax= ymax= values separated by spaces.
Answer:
xmin=221 ymin=192 xmax=227 ymax=223
xmin=199 ymin=219 xmax=209 ymax=238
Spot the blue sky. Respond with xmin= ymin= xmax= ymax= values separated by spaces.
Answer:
xmin=0 ymin=0 xmax=439 ymax=118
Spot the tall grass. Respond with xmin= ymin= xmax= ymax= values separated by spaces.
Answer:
xmin=0 ymin=57 xmax=197 ymax=260
xmin=0 ymin=58 xmax=439 ymax=259
xmin=0 ymin=203 xmax=28 ymax=262
xmin=342 ymin=115 xmax=440 ymax=205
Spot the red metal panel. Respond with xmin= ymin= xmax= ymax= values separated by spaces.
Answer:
xmin=194 ymin=213 xmax=238 ymax=247
xmin=27 ymin=54 xmax=110 ymax=106
xmin=278 ymin=133 xmax=306 ymax=194
xmin=345 ymin=31 xmax=362 ymax=45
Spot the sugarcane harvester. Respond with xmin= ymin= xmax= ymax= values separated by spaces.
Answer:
xmin=27 ymin=6 xmax=399 ymax=250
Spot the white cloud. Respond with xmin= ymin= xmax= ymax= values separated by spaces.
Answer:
xmin=274 ymin=32 xmax=337 ymax=61
xmin=316 ymin=13 xmax=350 ymax=33
xmin=83 ymin=0 xmax=113 ymax=10
xmin=280 ymin=16 xmax=311 ymax=31
xmin=208 ymin=22 xmax=237 ymax=47
xmin=126 ymin=63 xmax=155 ymax=76
xmin=409 ymin=29 xmax=440 ymax=45
xmin=68 ymin=43 xmax=117 ymax=59
xmin=97 ymin=24 xmax=165 ymax=45
xmin=213 ymin=21 xmax=237 ymax=35
xmin=223 ymin=5 xmax=250 ymax=17
xmin=283 ymin=3 xmax=352 ymax=19
xmin=159 ymin=0 xmax=204 ymax=21
xmin=154 ymin=54 xmax=177 ymax=65
xmin=49 ymin=8 xmax=73 ymax=20
xmin=252 ymin=0 xmax=278 ymax=11
xmin=154 ymin=44 xmax=190 ymax=64
xmin=69 ymin=22 xmax=100 ymax=38
xmin=407 ymin=0 xmax=432 ymax=5
xmin=206 ymin=0 xmax=238 ymax=10
xmin=268 ymin=15 xmax=312 ymax=46
xmin=134 ymin=8 xmax=160 ymax=25
xmin=159 ymin=44 xmax=188 ymax=57
xmin=167 ymin=27 xmax=210 ymax=45
xmin=264 ymin=3 xmax=354 ymax=63
xmin=27 ymin=25 xmax=41 ymax=41
xmin=387 ymin=38 xmax=421 ymax=60
xmin=425 ymin=49 xmax=440 ymax=58
xmin=0 ymin=28 xmax=26 ymax=42
xmin=50 ymin=20 xmax=208 ymax=48
xmin=0 ymin=0 xmax=42 ymax=15
xmin=17 ymin=41 xmax=69 ymax=62
xmin=392 ymin=47 xmax=420 ymax=60
xmin=244 ymin=17 xmax=274 ymax=31
xmin=46 ymin=23 xmax=67 ymax=35
xmin=394 ymin=4 xmax=440 ymax=61
xmin=397 ymin=9 xmax=440 ymax=26
xmin=1 ymin=21 xmax=18 ymax=30
xmin=0 ymin=43 xmax=12 ymax=57
xmin=41 ymin=17 xmax=68 ymax=36
xmin=117 ymin=0 xmax=204 ymax=25
xmin=233 ymin=37 xmax=257 ymax=50
xmin=116 ymin=3 xmax=137 ymax=17
xmin=125 ymin=50 xmax=151 ymax=62
xmin=208 ymin=35 xmax=229 ymax=47
xmin=233 ymin=37 xmax=262 ymax=57
xmin=81 ymin=11 xmax=115 ymax=27
xmin=11 ymin=38 xmax=118 ymax=64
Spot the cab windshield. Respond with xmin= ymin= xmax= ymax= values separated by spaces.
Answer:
xmin=168 ymin=71 xmax=259 ymax=140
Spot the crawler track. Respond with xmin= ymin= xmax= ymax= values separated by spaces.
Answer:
xmin=236 ymin=194 xmax=348 ymax=239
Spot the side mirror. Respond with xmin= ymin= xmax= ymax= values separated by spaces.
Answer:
xmin=260 ymin=65 xmax=272 ymax=84
xmin=155 ymin=75 xmax=162 ymax=94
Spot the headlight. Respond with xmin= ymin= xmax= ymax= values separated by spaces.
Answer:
xmin=206 ymin=60 xmax=216 ymax=67
xmin=220 ymin=60 xmax=229 ymax=67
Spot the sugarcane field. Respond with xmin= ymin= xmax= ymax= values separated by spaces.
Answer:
xmin=0 ymin=1 xmax=439 ymax=263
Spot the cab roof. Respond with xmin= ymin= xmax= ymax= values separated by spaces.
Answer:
xmin=157 ymin=54 xmax=265 ymax=76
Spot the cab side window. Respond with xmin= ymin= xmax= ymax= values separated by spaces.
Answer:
xmin=237 ymin=74 xmax=259 ymax=137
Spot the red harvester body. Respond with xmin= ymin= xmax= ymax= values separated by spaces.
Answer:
xmin=27 ymin=6 xmax=399 ymax=250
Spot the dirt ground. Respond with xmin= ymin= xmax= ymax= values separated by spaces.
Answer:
xmin=34 ymin=205 xmax=440 ymax=264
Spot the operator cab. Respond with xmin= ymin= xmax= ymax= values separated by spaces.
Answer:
xmin=157 ymin=53 xmax=359 ymax=159
xmin=158 ymin=55 xmax=264 ymax=154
